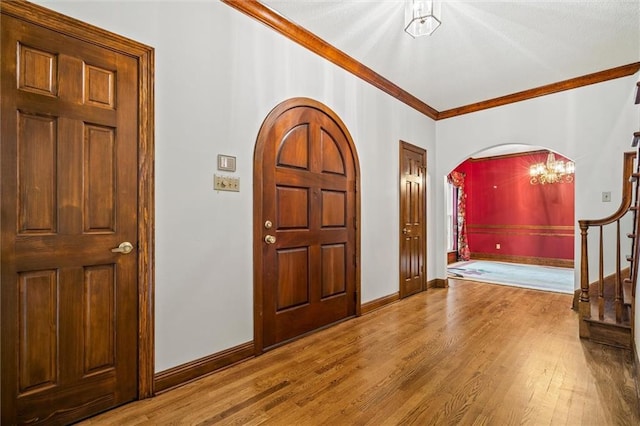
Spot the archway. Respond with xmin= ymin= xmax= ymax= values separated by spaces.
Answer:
xmin=444 ymin=144 xmax=576 ymax=293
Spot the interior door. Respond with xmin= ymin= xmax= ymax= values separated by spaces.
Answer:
xmin=254 ymin=98 xmax=360 ymax=351
xmin=399 ymin=141 xmax=427 ymax=298
xmin=1 ymin=12 xmax=140 ymax=424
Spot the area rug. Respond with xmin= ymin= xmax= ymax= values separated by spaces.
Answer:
xmin=447 ymin=260 xmax=574 ymax=294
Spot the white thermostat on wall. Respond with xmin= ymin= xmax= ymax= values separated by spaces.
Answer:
xmin=217 ymin=154 xmax=236 ymax=172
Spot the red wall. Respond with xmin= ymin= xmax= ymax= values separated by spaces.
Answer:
xmin=454 ymin=151 xmax=574 ymax=261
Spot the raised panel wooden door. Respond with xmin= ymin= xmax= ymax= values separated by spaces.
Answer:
xmin=400 ymin=142 xmax=427 ymax=298
xmin=256 ymin=100 xmax=358 ymax=350
xmin=1 ymin=14 xmax=139 ymax=425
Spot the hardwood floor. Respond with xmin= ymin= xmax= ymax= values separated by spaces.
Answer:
xmin=80 ymin=280 xmax=639 ymax=425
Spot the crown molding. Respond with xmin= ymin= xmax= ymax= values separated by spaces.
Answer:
xmin=221 ymin=0 xmax=438 ymax=120
xmin=438 ymin=62 xmax=640 ymax=120
xmin=222 ymin=1 xmax=639 ymax=122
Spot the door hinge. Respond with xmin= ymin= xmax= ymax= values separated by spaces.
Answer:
xmin=353 ymin=217 xmax=358 ymax=230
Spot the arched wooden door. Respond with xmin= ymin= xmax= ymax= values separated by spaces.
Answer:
xmin=254 ymin=98 xmax=360 ymax=352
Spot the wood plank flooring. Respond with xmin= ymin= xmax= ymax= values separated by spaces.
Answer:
xmin=80 ymin=280 xmax=639 ymax=425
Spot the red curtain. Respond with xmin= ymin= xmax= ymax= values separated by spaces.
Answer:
xmin=448 ymin=171 xmax=471 ymax=261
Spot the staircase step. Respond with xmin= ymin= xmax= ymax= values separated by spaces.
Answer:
xmin=634 ymin=131 xmax=640 ymax=147
xmin=583 ymin=318 xmax=631 ymax=349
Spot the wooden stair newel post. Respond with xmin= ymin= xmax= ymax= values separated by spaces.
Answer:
xmin=579 ymin=223 xmax=591 ymax=338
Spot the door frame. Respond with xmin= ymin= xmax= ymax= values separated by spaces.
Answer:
xmin=253 ymin=97 xmax=361 ymax=355
xmin=398 ymin=140 xmax=427 ymax=298
xmin=1 ymin=1 xmax=156 ymax=398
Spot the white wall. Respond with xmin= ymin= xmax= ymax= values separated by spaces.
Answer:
xmin=33 ymin=0 xmax=640 ymax=372
xmin=35 ymin=0 xmax=436 ymax=372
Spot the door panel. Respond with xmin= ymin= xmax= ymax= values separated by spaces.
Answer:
xmin=255 ymin=99 xmax=359 ymax=350
xmin=321 ymin=244 xmax=346 ymax=297
xmin=322 ymin=190 xmax=346 ymax=226
xmin=399 ymin=141 xmax=427 ymax=298
xmin=2 ymin=12 xmax=140 ymax=424
xmin=18 ymin=270 xmax=58 ymax=394
xmin=84 ymin=124 xmax=117 ymax=232
xmin=277 ymin=248 xmax=310 ymax=309
xmin=18 ymin=113 xmax=58 ymax=232
xmin=276 ymin=186 xmax=309 ymax=228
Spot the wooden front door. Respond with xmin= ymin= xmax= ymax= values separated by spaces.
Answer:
xmin=1 ymin=3 xmax=154 ymax=424
xmin=254 ymin=98 xmax=360 ymax=351
xmin=399 ymin=141 xmax=427 ymax=298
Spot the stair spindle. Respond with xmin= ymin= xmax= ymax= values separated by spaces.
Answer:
xmin=598 ymin=226 xmax=605 ymax=319
xmin=615 ymin=220 xmax=623 ymax=323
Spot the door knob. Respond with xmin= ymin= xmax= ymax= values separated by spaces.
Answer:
xmin=264 ymin=235 xmax=276 ymax=244
xmin=403 ymin=228 xmax=410 ymax=235
xmin=111 ymin=241 xmax=134 ymax=254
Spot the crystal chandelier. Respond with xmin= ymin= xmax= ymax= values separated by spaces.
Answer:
xmin=530 ymin=151 xmax=575 ymax=185
xmin=404 ymin=0 xmax=441 ymax=38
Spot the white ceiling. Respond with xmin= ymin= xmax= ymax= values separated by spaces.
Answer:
xmin=260 ymin=0 xmax=640 ymax=112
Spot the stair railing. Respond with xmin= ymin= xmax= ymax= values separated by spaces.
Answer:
xmin=578 ymin=151 xmax=636 ymax=337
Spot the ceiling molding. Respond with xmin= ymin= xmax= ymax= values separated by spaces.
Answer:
xmin=221 ymin=0 xmax=438 ymax=119
xmin=437 ymin=62 xmax=640 ymax=120
xmin=223 ymin=1 xmax=639 ymax=123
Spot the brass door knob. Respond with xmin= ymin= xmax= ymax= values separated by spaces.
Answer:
xmin=111 ymin=242 xmax=134 ymax=254
xmin=403 ymin=228 xmax=410 ymax=235
xmin=264 ymin=235 xmax=276 ymax=244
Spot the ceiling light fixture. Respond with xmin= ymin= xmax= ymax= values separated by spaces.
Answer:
xmin=529 ymin=151 xmax=575 ymax=185
xmin=404 ymin=0 xmax=441 ymax=38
